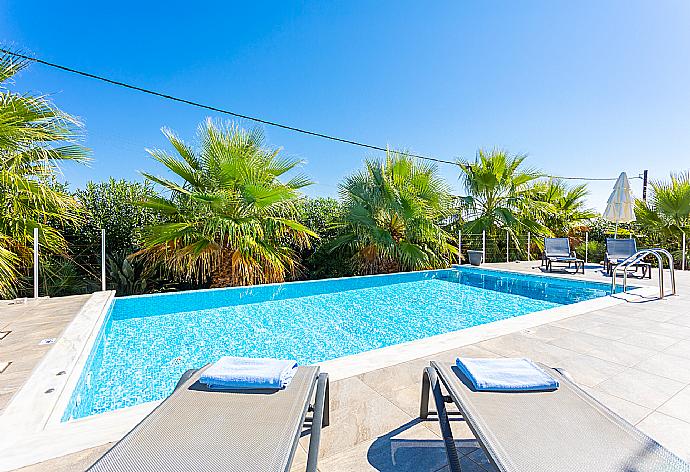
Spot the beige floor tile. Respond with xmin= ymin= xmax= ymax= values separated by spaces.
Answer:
xmin=585 ymin=340 xmax=658 ymax=367
xmin=556 ymin=353 xmax=626 ymax=387
xmin=477 ymin=333 xmax=574 ymax=364
xmin=516 ymin=324 xmax=572 ymax=342
xmin=596 ymin=368 xmax=685 ymax=409
xmin=425 ymin=345 xmax=502 ymax=365
xmin=547 ymin=331 xmax=609 ymax=354
xmin=299 ymin=377 xmax=414 ymax=459
xmin=551 ymin=316 xmax=603 ymax=332
xmin=604 ymin=317 xmax=659 ymax=331
xmin=14 ymin=443 xmax=112 ymax=471
xmin=617 ymin=331 xmax=682 ymax=351
xmin=464 ymin=448 xmax=498 ymax=472
xmin=581 ymin=323 xmax=637 ymax=340
xmin=0 ymin=391 xmax=15 ymax=413
xmin=317 ymin=421 xmax=453 ymax=472
xmin=289 ymin=443 xmax=309 ymax=471
xmin=665 ymin=339 xmax=690 ymax=360
xmin=383 ymin=384 xmax=426 ymax=418
xmin=637 ymin=412 xmax=690 ymax=462
xmin=359 ymin=357 xmax=429 ymax=396
xmin=435 ymin=454 xmax=497 ymax=472
xmin=635 ymin=352 xmax=690 ymax=383
xmin=420 ymin=412 xmax=477 ymax=443
xmin=667 ymin=313 xmax=690 ymax=328
xmin=579 ymin=310 xmax=631 ymax=326
xmin=626 ymin=307 xmax=680 ymax=322
xmin=644 ymin=322 xmax=690 ymax=340
xmin=658 ymin=385 xmax=690 ymax=424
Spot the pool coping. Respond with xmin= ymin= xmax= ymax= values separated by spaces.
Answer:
xmin=0 ymin=268 xmax=657 ymax=471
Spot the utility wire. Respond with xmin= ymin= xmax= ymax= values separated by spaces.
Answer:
xmin=545 ymin=174 xmax=643 ymax=181
xmin=0 ymin=48 xmax=457 ymax=165
xmin=1 ymin=48 xmax=643 ymax=182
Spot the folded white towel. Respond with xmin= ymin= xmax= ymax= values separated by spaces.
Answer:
xmin=456 ymin=357 xmax=559 ymax=392
xmin=200 ymin=356 xmax=298 ymax=390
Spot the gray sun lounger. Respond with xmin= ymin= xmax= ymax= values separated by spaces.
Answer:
xmin=605 ymin=238 xmax=651 ymax=278
xmin=542 ymin=237 xmax=584 ymax=274
xmin=88 ymin=365 xmax=329 ymax=472
xmin=420 ymin=361 xmax=690 ymax=472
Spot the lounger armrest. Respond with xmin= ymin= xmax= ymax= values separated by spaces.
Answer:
xmin=553 ymin=367 xmax=576 ymax=384
xmin=174 ymin=369 xmax=198 ymax=391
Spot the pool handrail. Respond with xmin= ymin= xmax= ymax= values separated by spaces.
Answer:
xmin=611 ymin=248 xmax=675 ymax=299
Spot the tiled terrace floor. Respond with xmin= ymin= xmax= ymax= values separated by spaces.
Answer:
xmin=0 ymin=295 xmax=91 ymax=415
xmin=4 ymin=263 xmax=690 ymax=471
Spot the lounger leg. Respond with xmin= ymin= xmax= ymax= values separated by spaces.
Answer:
xmin=322 ymin=375 xmax=330 ymax=427
xmin=420 ymin=369 xmax=431 ymax=419
xmin=423 ymin=367 xmax=463 ymax=472
xmin=306 ymin=373 xmax=329 ymax=472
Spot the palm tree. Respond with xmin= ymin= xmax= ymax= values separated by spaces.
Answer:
xmin=332 ymin=150 xmax=456 ymax=274
xmin=635 ymin=172 xmax=690 ymax=266
xmin=457 ymin=149 xmax=544 ymax=235
xmin=0 ymin=51 xmax=88 ymax=298
xmin=525 ymin=179 xmax=597 ymax=237
xmin=138 ymin=119 xmax=315 ymax=287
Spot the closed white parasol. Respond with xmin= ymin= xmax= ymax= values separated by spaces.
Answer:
xmin=603 ymin=172 xmax=636 ymax=237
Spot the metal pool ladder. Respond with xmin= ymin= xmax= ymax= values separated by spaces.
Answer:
xmin=611 ymin=248 xmax=676 ymax=299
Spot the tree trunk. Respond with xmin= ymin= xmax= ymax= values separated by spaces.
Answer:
xmin=209 ymin=247 xmax=237 ymax=288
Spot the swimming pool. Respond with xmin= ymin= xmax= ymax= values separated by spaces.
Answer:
xmin=63 ymin=267 xmax=614 ymax=421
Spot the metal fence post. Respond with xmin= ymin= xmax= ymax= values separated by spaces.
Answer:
xmin=33 ymin=227 xmax=39 ymax=299
xmin=482 ymin=230 xmax=486 ymax=262
xmin=101 ymin=229 xmax=106 ymax=291
xmin=527 ymin=232 xmax=531 ymax=261
xmin=458 ymin=229 xmax=462 ymax=264
xmin=506 ymin=230 xmax=509 ymax=263
xmin=585 ymin=231 xmax=589 ymax=265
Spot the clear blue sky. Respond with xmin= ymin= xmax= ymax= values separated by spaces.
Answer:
xmin=2 ymin=1 xmax=690 ymax=210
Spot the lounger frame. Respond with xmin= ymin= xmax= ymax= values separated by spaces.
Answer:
xmin=542 ymin=237 xmax=584 ymax=274
xmin=89 ymin=366 xmax=329 ymax=472
xmin=420 ymin=362 xmax=689 ymax=472
xmin=605 ymin=238 xmax=651 ymax=278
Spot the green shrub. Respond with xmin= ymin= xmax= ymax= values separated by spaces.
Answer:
xmin=71 ymin=178 xmax=162 ymax=255
xmin=296 ymin=197 xmax=352 ymax=279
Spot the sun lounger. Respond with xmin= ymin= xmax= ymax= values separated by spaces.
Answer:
xmin=605 ymin=238 xmax=651 ymax=278
xmin=88 ymin=365 xmax=329 ymax=472
xmin=420 ymin=360 xmax=690 ymax=472
xmin=542 ymin=237 xmax=584 ymax=274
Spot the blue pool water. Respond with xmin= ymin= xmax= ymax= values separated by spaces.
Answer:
xmin=63 ymin=267 xmax=613 ymax=420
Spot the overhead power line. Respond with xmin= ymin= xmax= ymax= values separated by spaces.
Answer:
xmin=545 ymin=175 xmax=643 ymax=181
xmin=1 ymin=48 xmax=644 ymax=183
xmin=0 ymin=48 xmax=457 ymax=165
